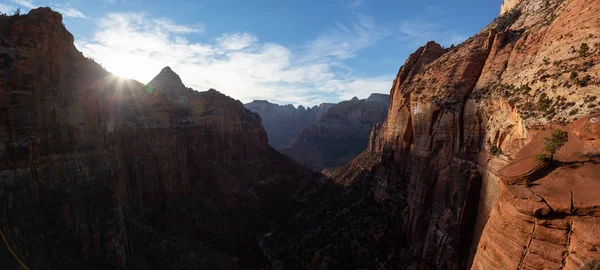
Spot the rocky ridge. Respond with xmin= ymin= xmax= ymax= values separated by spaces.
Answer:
xmin=244 ymin=100 xmax=335 ymax=149
xmin=282 ymin=93 xmax=389 ymax=170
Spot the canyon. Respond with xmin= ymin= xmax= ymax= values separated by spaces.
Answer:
xmin=0 ymin=0 xmax=599 ymax=269
xmin=244 ymin=100 xmax=335 ymax=150
xmin=246 ymin=94 xmax=389 ymax=171
xmin=282 ymin=94 xmax=389 ymax=171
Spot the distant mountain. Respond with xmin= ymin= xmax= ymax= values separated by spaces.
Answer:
xmin=244 ymin=100 xmax=335 ymax=149
xmin=146 ymin=66 xmax=200 ymax=107
xmin=282 ymin=94 xmax=389 ymax=170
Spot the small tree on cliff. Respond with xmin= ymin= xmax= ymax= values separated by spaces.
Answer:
xmin=536 ymin=129 xmax=568 ymax=162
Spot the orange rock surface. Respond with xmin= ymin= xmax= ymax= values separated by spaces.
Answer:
xmin=332 ymin=0 xmax=600 ymax=268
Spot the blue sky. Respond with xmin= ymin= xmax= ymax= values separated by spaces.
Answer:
xmin=1 ymin=0 xmax=502 ymax=106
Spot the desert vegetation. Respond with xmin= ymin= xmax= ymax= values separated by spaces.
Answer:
xmin=535 ymin=129 xmax=568 ymax=162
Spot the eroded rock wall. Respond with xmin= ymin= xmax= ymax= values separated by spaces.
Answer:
xmin=244 ymin=100 xmax=334 ymax=149
xmin=333 ymin=0 xmax=600 ymax=268
xmin=283 ymin=94 xmax=389 ymax=170
xmin=0 ymin=8 xmax=319 ymax=269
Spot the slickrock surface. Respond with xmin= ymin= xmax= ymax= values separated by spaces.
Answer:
xmin=282 ymin=94 xmax=389 ymax=170
xmin=244 ymin=100 xmax=334 ymax=149
xmin=0 ymin=8 xmax=322 ymax=269
xmin=474 ymin=114 xmax=600 ymax=270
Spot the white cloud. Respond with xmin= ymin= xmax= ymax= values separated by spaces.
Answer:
xmin=398 ymin=21 xmax=466 ymax=47
xmin=76 ymin=12 xmax=392 ymax=106
xmin=0 ymin=3 xmax=16 ymax=14
xmin=307 ymin=14 xmax=388 ymax=61
xmin=52 ymin=4 xmax=86 ymax=18
xmin=12 ymin=0 xmax=36 ymax=9
xmin=152 ymin=18 xmax=203 ymax=33
xmin=216 ymin=32 xmax=257 ymax=51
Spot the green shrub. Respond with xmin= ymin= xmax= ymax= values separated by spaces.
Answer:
xmin=584 ymin=96 xmax=597 ymax=103
xmin=541 ymin=129 xmax=568 ymax=160
xmin=570 ymin=71 xmax=579 ymax=80
xmin=579 ymin=43 xmax=590 ymax=57
xmin=540 ymin=74 xmax=551 ymax=81
xmin=535 ymin=153 xmax=549 ymax=162
xmin=490 ymin=145 xmax=502 ymax=156
xmin=575 ymin=75 xmax=592 ymax=87
xmin=543 ymin=58 xmax=551 ymax=65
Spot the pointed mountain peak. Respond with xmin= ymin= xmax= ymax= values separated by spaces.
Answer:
xmin=148 ymin=66 xmax=184 ymax=86
xmin=147 ymin=66 xmax=191 ymax=105
xmin=160 ymin=66 xmax=174 ymax=74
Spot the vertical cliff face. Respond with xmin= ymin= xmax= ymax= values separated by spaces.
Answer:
xmin=329 ymin=0 xmax=600 ymax=268
xmin=283 ymin=94 xmax=389 ymax=170
xmin=0 ymin=8 xmax=321 ymax=269
xmin=244 ymin=100 xmax=334 ymax=149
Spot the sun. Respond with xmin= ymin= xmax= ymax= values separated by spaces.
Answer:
xmin=102 ymin=53 xmax=156 ymax=83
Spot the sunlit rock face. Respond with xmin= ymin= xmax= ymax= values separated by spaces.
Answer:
xmin=282 ymin=94 xmax=389 ymax=170
xmin=0 ymin=8 xmax=321 ymax=269
xmin=500 ymin=0 xmax=523 ymax=15
xmin=311 ymin=0 xmax=600 ymax=268
xmin=244 ymin=100 xmax=334 ymax=149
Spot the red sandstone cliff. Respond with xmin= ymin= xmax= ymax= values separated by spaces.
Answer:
xmin=327 ymin=0 xmax=600 ymax=268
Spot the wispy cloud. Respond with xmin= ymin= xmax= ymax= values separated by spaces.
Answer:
xmin=398 ymin=20 xmax=466 ymax=47
xmin=12 ymin=0 xmax=36 ymax=9
xmin=216 ymin=32 xmax=257 ymax=51
xmin=0 ymin=3 xmax=16 ymax=14
xmin=52 ymin=4 xmax=86 ymax=18
xmin=349 ymin=0 xmax=363 ymax=9
xmin=76 ymin=12 xmax=392 ymax=106
xmin=152 ymin=18 xmax=203 ymax=33
xmin=306 ymin=14 xmax=389 ymax=61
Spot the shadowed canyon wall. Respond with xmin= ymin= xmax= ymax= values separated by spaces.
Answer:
xmin=283 ymin=94 xmax=389 ymax=170
xmin=244 ymin=100 xmax=335 ymax=150
xmin=0 ymin=8 xmax=321 ymax=269
xmin=267 ymin=0 xmax=600 ymax=268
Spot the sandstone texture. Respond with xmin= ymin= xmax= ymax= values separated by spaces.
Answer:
xmin=0 ymin=9 xmax=321 ymax=269
xmin=244 ymin=100 xmax=334 ymax=149
xmin=267 ymin=0 xmax=600 ymax=269
xmin=282 ymin=94 xmax=389 ymax=170
xmin=473 ymin=114 xmax=600 ymax=270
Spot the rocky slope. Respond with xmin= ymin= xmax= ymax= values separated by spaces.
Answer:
xmin=473 ymin=114 xmax=600 ymax=270
xmin=282 ymin=94 xmax=389 ymax=170
xmin=244 ymin=100 xmax=334 ymax=149
xmin=267 ymin=0 xmax=600 ymax=269
xmin=0 ymin=9 xmax=322 ymax=269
